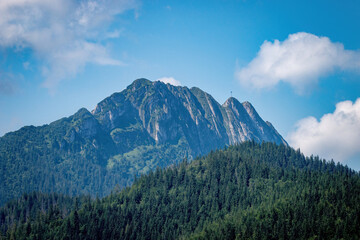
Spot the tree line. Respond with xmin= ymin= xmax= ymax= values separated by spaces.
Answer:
xmin=1 ymin=141 xmax=359 ymax=239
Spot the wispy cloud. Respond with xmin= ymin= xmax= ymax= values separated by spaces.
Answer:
xmin=0 ymin=0 xmax=139 ymax=90
xmin=0 ymin=80 xmax=16 ymax=95
xmin=236 ymin=32 xmax=360 ymax=93
xmin=157 ymin=77 xmax=181 ymax=86
xmin=0 ymin=72 xmax=18 ymax=95
xmin=288 ymin=98 xmax=360 ymax=165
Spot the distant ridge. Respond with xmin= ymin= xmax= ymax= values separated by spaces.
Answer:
xmin=0 ymin=78 xmax=286 ymax=205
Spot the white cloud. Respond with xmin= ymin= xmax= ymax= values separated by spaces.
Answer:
xmin=288 ymin=98 xmax=360 ymax=165
xmin=0 ymin=0 xmax=139 ymax=89
xmin=236 ymin=32 xmax=360 ymax=92
xmin=157 ymin=77 xmax=181 ymax=86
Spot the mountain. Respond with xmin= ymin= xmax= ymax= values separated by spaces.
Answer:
xmin=91 ymin=78 xmax=286 ymax=154
xmin=1 ymin=142 xmax=359 ymax=239
xmin=0 ymin=78 xmax=286 ymax=205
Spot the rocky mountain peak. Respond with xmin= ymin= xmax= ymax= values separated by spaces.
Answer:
xmin=242 ymin=101 xmax=259 ymax=119
xmin=91 ymin=79 xmax=287 ymax=153
xmin=223 ymin=97 xmax=245 ymax=113
xmin=130 ymin=78 xmax=152 ymax=88
xmin=0 ymin=78 xmax=288 ymax=205
xmin=223 ymin=97 xmax=239 ymax=105
xmin=74 ymin=107 xmax=91 ymax=118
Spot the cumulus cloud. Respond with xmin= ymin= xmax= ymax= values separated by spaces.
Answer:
xmin=0 ymin=0 xmax=139 ymax=89
xmin=157 ymin=77 xmax=181 ymax=86
xmin=288 ymin=98 xmax=360 ymax=165
xmin=236 ymin=32 xmax=360 ymax=92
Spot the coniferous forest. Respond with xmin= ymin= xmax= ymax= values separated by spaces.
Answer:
xmin=1 ymin=142 xmax=359 ymax=239
xmin=1 ymin=0 xmax=360 ymax=239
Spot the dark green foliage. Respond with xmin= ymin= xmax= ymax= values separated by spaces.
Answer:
xmin=1 ymin=142 xmax=359 ymax=239
xmin=0 ymin=108 xmax=190 ymax=206
xmin=0 ymin=192 xmax=89 ymax=237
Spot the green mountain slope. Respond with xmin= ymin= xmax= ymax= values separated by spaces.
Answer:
xmin=0 ymin=79 xmax=287 ymax=205
xmin=1 ymin=142 xmax=359 ymax=239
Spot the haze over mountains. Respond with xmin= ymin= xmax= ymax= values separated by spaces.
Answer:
xmin=0 ymin=78 xmax=286 ymax=205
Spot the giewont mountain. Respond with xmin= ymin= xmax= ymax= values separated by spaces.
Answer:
xmin=0 ymin=78 xmax=286 ymax=205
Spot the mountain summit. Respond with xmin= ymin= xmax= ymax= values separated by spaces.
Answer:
xmin=0 ymin=79 xmax=286 ymax=205
xmin=92 ymin=79 xmax=286 ymax=154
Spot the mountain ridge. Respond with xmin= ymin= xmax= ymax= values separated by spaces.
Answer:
xmin=0 ymin=78 xmax=287 ymax=205
xmin=91 ymin=78 xmax=287 ymax=148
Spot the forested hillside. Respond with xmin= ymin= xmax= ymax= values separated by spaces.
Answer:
xmin=0 ymin=79 xmax=286 ymax=206
xmin=1 ymin=142 xmax=359 ymax=239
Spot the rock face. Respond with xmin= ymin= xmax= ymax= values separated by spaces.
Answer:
xmin=0 ymin=78 xmax=287 ymax=205
xmin=92 ymin=78 xmax=287 ymax=157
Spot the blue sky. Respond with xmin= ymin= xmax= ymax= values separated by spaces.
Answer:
xmin=1 ymin=0 xmax=360 ymax=170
